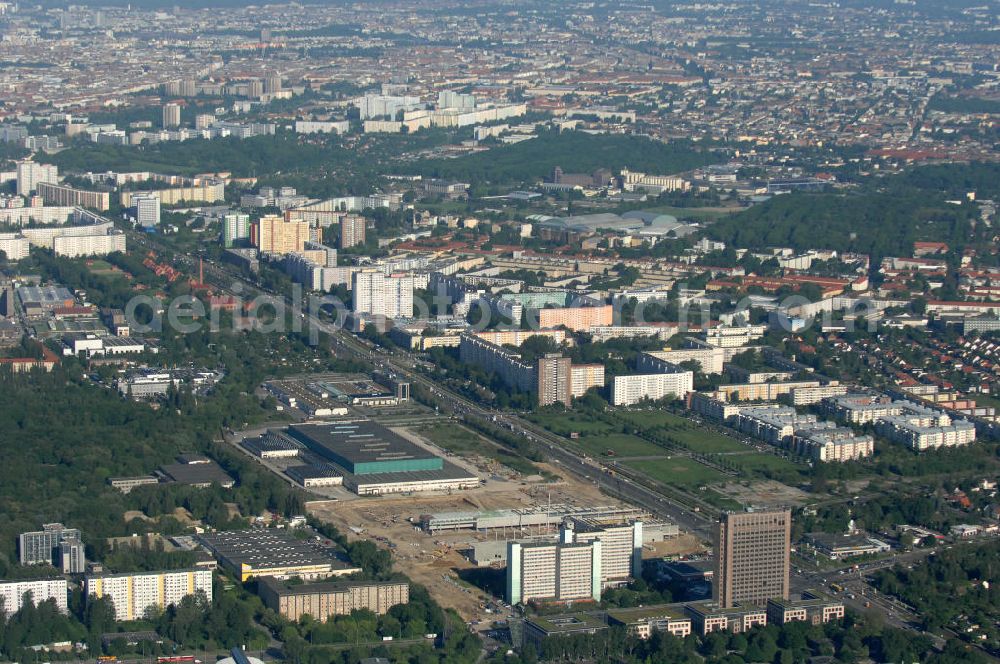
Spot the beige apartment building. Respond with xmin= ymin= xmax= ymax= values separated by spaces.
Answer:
xmin=253 ymin=214 xmax=310 ymax=255
xmin=532 ymin=304 xmax=613 ymax=332
xmin=258 ymin=578 xmax=409 ymax=621
xmin=36 ymin=182 xmax=110 ymax=211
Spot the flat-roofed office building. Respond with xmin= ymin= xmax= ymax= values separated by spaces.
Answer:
xmin=715 ymin=509 xmax=791 ymax=608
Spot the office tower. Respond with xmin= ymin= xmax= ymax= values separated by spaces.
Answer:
xmin=536 ymin=354 xmax=572 ymax=407
xmin=85 ymin=568 xmax=213 ymax=621
xmin=352 ymin=271 xmax=414 ymax=319
xmin=715 ymin=508 xmax=791 ymax=608
xmin=253 ymin=214 xmax=309 ymax=255
xmin=339 ymin=214 xmax=366 ymax=248
xmin=19 ymin=523 xmax=82 ymax=566
xmin=264 ymin=74 xmax=282 ymax=94
xmin=133 ymin=193 xmax=160 ymax=228
xmin=162 ymin=103 xmax=181 ymax=128
xmin=507 ymin=539 xmax=601 ymax=605
xmin=59 ymin=538 xmax=86 ymax=574
xmin=16 ymin=161 xmax=58 ymax=196
xmin=222 ymin=212 xmax=251 ymax=247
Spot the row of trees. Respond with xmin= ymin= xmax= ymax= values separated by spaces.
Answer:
xmin=410 ymin=130 xmax=721 ymax=186
xmin=501 ymin=614 xmax=988 ymax=664
xmin=873 ymin=540 xmax=1000 ymax=639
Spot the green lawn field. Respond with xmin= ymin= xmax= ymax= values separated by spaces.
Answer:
xmin=618 ymin=411 xmax=747 ymax=453
xmin=624 ymin=456 xmax=727 ymax=487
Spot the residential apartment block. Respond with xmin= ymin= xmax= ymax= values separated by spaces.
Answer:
xmin=352 ymin=271 xmax=414 ymax=319
xmin=85 ymin=568 xmax=213 ymax=621
xmin=612 ymin=371 xmax=694 ymax=406
xmin=0 ymin=578 xmax=67 ymax=615
xmin=258 ymin=577 xmax=409 ymax=621
xmin=36 ymin=182 xmax=110 ymax=211
xmin=506 ymin=539 xmax=601 ymax=605
xmin=253 ymin=214 xmax=310 ymax=255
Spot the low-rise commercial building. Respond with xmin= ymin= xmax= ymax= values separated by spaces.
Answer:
xmin=197 ymin=528 xmax=362 ymax=582
xmin=766 ymin=593 xmax=845 ymax=626
xmin=685 ymin=603 xmax=768 ymax=635
xmin=804 ymin=532 xmax=891 ymax=560
xmin=522 ymin=613 xmax=607 ymax=647
xmin=607 ymin=606 xmax=693 ymax=639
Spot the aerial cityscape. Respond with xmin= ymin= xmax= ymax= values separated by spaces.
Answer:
xmin=0 ymin=0 xmax=998 ymax=663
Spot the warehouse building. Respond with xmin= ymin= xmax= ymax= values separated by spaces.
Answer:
xmin=285 ymin=464 xmax=344 ymax=488
xmin=258 ymin=577 xmax=409 ymax=621
xmin=197 ymin=528 xmax=362 ymax=582
xmin=283 ymin=421 xmax=480 ymax=496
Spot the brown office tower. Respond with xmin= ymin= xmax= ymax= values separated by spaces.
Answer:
xmin=715 ymin=508 xmax=791 ymax=608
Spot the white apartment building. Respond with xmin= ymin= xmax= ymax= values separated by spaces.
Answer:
xmin=222 ymin=213 xmax=250 ymax=247
xmin=641 ymin=347 xmax=730 ymax=375
xmin=0 ymin=233 xmax=30 ymax=260
xmin=0 ymin=578 xmax=68 ymax=614
xmin=294 ymin=120 xmax=350 ymax=135
xmin=352 ymin=271 xmax=414 ymax=319
xmin=612 ymin=371 xmax=694 ymax=406
xmin=16 ymin=160 xmax=58 ymax=196
xmin=620 ymin=168 xmax=690 ymax=193
xmin=133 ymin=193 xmax=160 ymax=228
xmin=566 ymin=520 xmax=642 ymax=588
xmin=53 ymin=232 xmax=126 ymax=257
xmin=162 ymin=103 xmax=181 ymax=128
xmin=822 ymin=394 xmax=905 ymax=424
xmin=85 ymin=568 xmax=213 ymax=621
xmin=354 ymin=94 xmax=423 ymax=120
xmin=790 ymin=427 xmax=875 ymax=462
xmin=875 ymin=403 xmax=977 ymax=451
xmin=588 ymin=324 xmax=677 ymax=343
xmin=702 ymin=324 xmax=768 ymax=348
xmin=506 ymin=540 xmax=601 ymax=605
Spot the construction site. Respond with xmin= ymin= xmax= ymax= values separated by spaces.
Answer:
xmin=306 ymin=461 xmax=704 ymax=621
